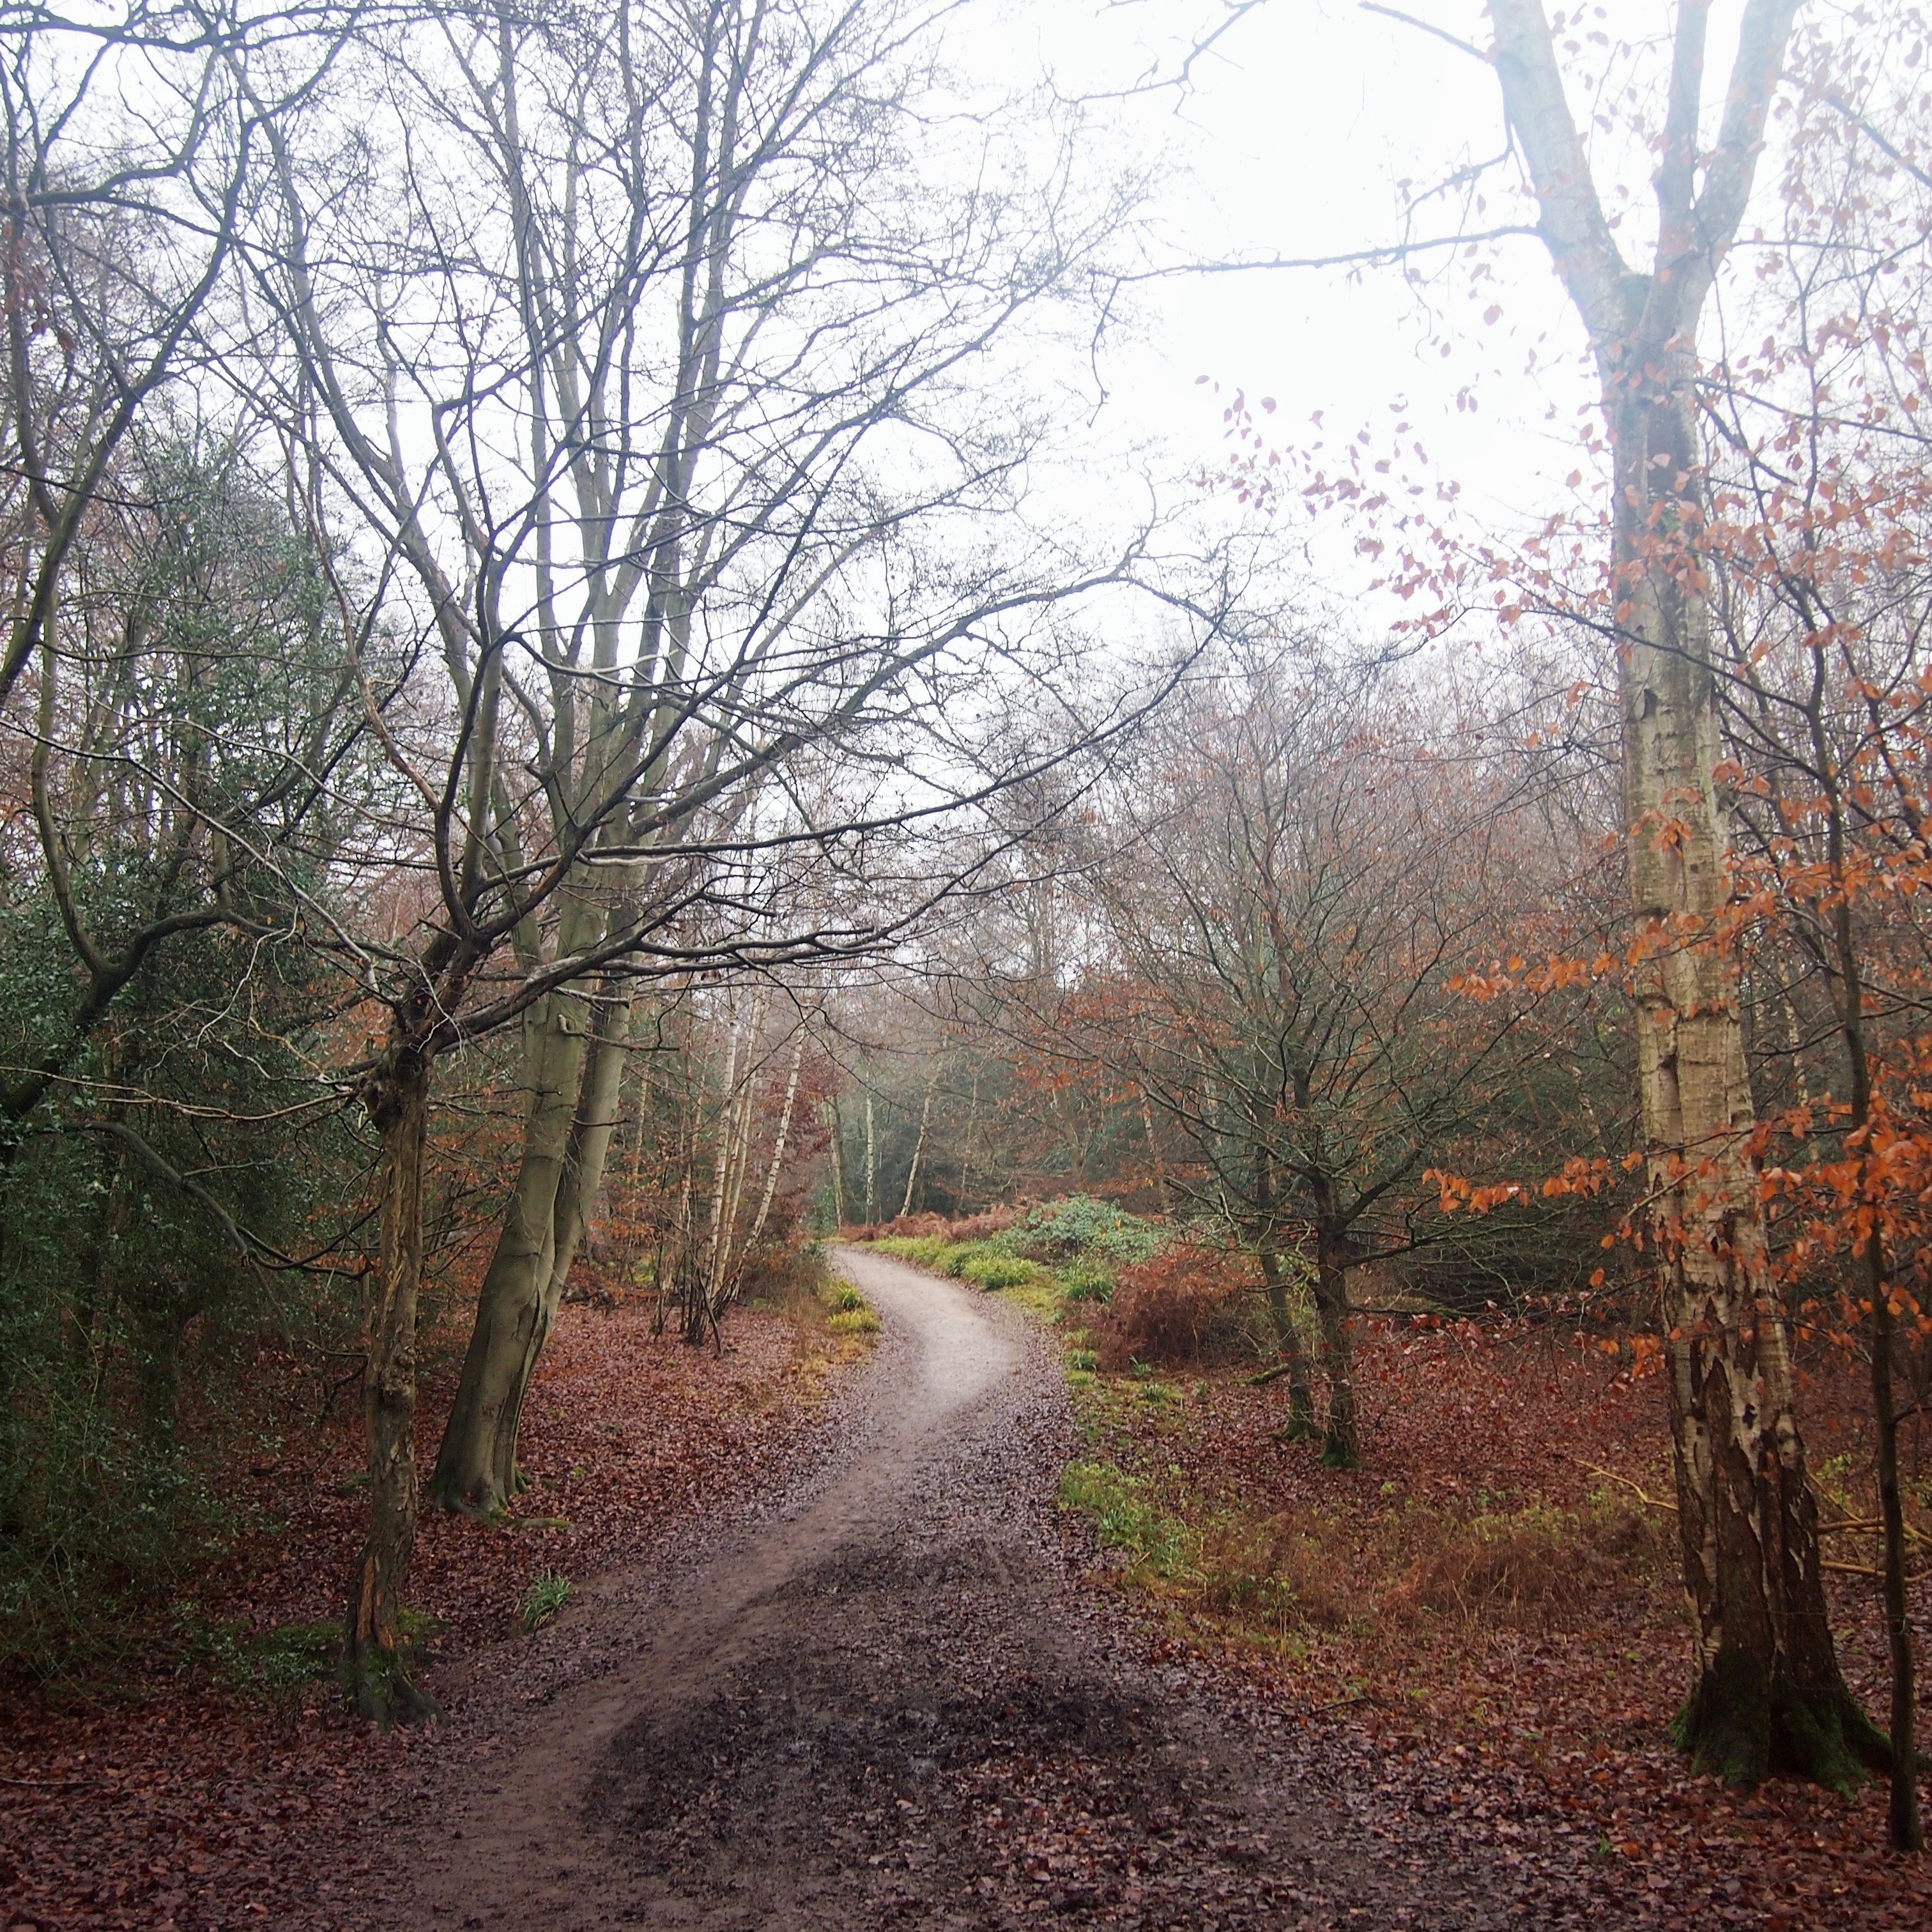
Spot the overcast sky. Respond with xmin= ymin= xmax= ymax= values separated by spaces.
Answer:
xmin=954 ymin=0 xmax=1765 ymax=613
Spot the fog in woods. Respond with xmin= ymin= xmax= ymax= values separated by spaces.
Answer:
xmin=3 ymin=3 xmax=1930 ymax=1926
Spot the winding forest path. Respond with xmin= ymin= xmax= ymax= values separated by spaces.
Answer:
xmin=378 ymin=1250 xmax=1568 ymax=1930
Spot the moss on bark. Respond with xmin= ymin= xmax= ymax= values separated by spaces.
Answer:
xmin=1672 ymin=1646 xmax=1892 ymax=1795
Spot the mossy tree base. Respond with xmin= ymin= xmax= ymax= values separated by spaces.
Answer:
xmin=346 ymin=1648 xmax=442 ymax=1729
xmin=349 ymin=1669 xmax=441 ymax=1728
xmin=1672 ymin=1648 xmax=1892 ymax=1796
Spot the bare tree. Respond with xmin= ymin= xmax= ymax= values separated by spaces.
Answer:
xmin=1055 ymin=643 xmax=1577 ymax=1464
xmin=0 ymin=2 xmax=355 ymax=716
xmin=236 ymin=0 xmax=1211 ymax=1708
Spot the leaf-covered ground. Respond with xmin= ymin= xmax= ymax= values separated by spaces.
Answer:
xmin=6 ymin=1275 xmax=1928 ymax=1931
xmin=1064 ymin=1317 xmax=1932 ymax=1929
xmin=0 ymin=1294 xmax=854 ymax=1931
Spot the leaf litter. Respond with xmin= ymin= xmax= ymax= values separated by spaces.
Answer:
xmin=3 ymin=1282 xmax=1928 ymax=1930
xmin=0 ymin=1294 xmax=852 ymax=1931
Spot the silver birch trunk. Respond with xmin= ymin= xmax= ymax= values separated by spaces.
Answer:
xmin=863 ymin=1092 xmax=876 ymax=1225
xmin=900 ymin=1075 xmax=935 ymax=1218
xmin=744 ymin=1027 xmax=808 ymax=1261
xmin=1487 ymin=0 xmax=1883 ymax=1787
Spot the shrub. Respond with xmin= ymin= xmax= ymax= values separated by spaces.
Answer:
xmin=739 ymin=1238 xmax=830 ymax=1305
xmin=1011 ymin=1195 xmax=1163 ymax=1266
xmin=1091 ymin=1245 xmax=1245 ymax=1370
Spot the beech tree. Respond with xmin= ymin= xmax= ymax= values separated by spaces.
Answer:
xmin=1683 ymin=8 xmax=1932 ymax=1839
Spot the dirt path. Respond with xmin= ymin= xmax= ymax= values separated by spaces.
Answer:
xmin=378 ymin=1250 xmax=1586 ymax=1931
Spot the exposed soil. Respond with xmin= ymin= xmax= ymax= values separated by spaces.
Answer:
xmin=358 ymin=1249 xmax=1675 ymax=1929
xmin=17 ymin=1254 xmax=1924 ymax=1929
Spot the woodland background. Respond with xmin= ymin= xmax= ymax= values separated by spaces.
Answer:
xmin=4 ymin=0 xmax=1932 ymax=1920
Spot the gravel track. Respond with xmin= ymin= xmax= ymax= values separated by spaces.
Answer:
xmin=376 ymin=1249 xmax=1586 ymax=1931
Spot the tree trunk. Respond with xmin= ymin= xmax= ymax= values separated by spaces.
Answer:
xmin=1611 ymin=370 xmax=1883 ymax=1790
xmin=1312 ymin=1229 xmax=1358 ymax=1469
xmin=1258 ymin=1248 xmax=1314 ymax=1440
xmin=960 ymin=1067 xmax=979 ymax=1212
xmin=428 ymin=982 xmax=592 ymax=1516
xmin=863 ymin=1091 xmax=876 ymax=1225
xmin=1253 ymin=1147 xmax=1312 ymax=1436
xmin=131 ymin=1288 xmax=190 ymax=1455
xmin=548 ymin=987 xmax=633 ymax=1301
xmin=1485 ymin=0 xmax=1874 ymax=1790
xmin=1823 ymin=843 xmax=1922 ymax=1842
xmin=900 ymin=1074 xmax=935 ymax=1218
xmin=1142 ymin=1093 xmax=1169 ymax=1212
xmin=1866 ymin=1234 xmax=1923 ymax=1845
xmin=828 ymin=1096 xmax=847 ymax=1227
xmin=346 ymin=1041 xmax=437 ymax=1724
xmin=743 ymin=1027 xmax=807 ymax=1261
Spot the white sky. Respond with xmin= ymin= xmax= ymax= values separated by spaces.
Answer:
xmin=953 ymin=0 xmax=1765 ymax=615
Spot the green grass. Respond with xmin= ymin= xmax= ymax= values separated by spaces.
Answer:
xmin=868 ymin=1234 xmax=972 ymax=1273
xmin=1059 ymin=1458 xmax=1186 ymax=1579
xmin=866 ymin=1234 xmax=1066 ymax=1314
xmin=818 ymin=1277 xmax=883 ymax=1335
xmin=518 ymin=1568 xmax=571 ymax=1633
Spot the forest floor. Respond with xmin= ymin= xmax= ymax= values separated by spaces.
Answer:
xmin=6 ymin=1252 xmax=1929 ymax=1930
xmin=0 ymin=1284 xmax=866 ymax=1932
xmin=1053 ymin=1300 xmax=1932 ymax=1932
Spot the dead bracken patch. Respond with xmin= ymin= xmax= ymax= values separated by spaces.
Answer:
xmin=1380 ymin=1503 xmax=1655 ymax=1626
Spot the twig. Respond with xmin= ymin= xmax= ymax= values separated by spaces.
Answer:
xmin=1816 ymin=1515 xmax=1930 ymax=1547
xmin=1579 ymin=1462 xmax=1678 ymax=1512
xmin=1360 ymin=1 xmax=1492 ymax=64
xmin=1282 ymin=1691 xmax=1381 ymax=1721
xmin=1821 ymin=1556 xmax=1929 ymax=1582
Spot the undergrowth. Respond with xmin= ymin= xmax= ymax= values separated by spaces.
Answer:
xmin=518 ymin=1569 xmax=571 ymax=1632
xmin=862 ymin=1204 xmax=1677 ymax=1698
